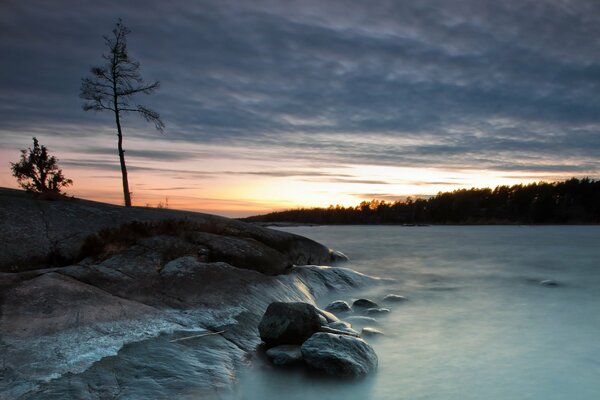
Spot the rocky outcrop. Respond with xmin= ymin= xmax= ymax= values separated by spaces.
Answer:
xmin=0 ymin=188 xmax=388 ymax=398
xmin=0 ymin=188 xmax=338 ymax=273
xmin=301 ymin=333 xmax=378 ymax=377
xmin=1 ymin=261 xmax=377 ymax=399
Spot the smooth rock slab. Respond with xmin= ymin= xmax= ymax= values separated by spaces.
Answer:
xmin=325 ymin=300 xmax=353 ymax=313
xmin=353 ymin=299 xmax=379 ymax=309
xmin=258 ymin=302 xmax=322 ymax=346
xmin=301 ymin=332 xmax=378 ymax=377
xmin=265 ymin=345 xmax=303 ymax=365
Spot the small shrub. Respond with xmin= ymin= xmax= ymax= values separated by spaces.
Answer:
xmin=10 ymin=137 xmax=72 ymax=194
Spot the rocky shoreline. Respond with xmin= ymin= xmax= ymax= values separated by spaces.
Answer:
xmin=0 ymin=188 xmax=384 ymax=399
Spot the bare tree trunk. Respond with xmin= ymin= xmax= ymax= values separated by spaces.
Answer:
xmin=115 ymin=110 xmax=131 ymax=207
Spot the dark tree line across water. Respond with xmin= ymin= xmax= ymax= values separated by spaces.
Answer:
xmin=244 ymin=178 xmax=600 ymax=224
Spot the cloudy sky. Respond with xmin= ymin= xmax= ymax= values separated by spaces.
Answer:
xmin=1 ymin=0 xmax=599 ymax=216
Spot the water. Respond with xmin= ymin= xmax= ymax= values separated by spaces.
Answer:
xmin=237 ymin=226 xmax=600 ymax=400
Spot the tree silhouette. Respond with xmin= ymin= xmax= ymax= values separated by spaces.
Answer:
xmin=11 ymin=137 xmax=73 ymax=193
xmin=243 ymin=178 xmax=600 ymax=224
xmin=80 ymin=18 xmax=164 ymax=207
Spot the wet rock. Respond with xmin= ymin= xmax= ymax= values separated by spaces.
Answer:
xmin=366 ymin=307 xmax=390 ymax=316
xmin=316 ymin=308 xmax=339 ymax=323
xmin=361 ymin=327 xmax=384 ymax=337
xmin=265 ymin=345 xmax=302 ymax=365
xmin=345 ymin=316 xmax=379 ymax=326
xmin=325 ymin=300 xmax=352 ymax=313
xmin=301 ymin=332 xmax=378 ymax=377
xmin=327 ymin=320 xmax=352 ymax=330
xmin=258 ymin=302 xmax=322 ymax=346
xmin=320 ymin=326 xmax=360 ymax=337
xmin=327 ymin=321 xmax=360 ymax=337
xmin=383 ymin=294 xmax=408 ymax=302
xmin=540 ymin=279 xmax=558 ymax=287
xmin=352 ymin=299 xmax=379 ymax=309
xmin=329 ymin=249 xmax=349 ymax=262
xmin=318 ymin=314 xmax=328 ymax=325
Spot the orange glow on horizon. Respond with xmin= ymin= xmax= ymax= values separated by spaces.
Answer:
xmin=1 ymin=139 xmax=595 ymax=218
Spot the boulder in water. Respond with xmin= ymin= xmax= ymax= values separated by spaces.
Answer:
xmin=265 ymin=345 xmax=303 ymax=365
xmin=540 ymin=279 xmax=558 ymax=287
xmin=325 ymin=300 xmax=352 ymax=313
xmin=258 ymin=302 xmax=322 ymax=346
xmin=301 ymin=332 xmax=378 ymax=377
xmin=353 ymin=298 xmax=379 ymax=309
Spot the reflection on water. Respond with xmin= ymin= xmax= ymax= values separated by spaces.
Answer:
xmin=237 ymin=226 xmax=600 ymax=400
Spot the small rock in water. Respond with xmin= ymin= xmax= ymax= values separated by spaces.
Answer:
xmin=346 ymin=316 xmax=379 ymax=326
xmin=540 ymin=279 xmax=558 ymax=287
xmin=301 ymin=332 xmax=378 ymax=377
xmin=383 ymin=294 xmax=408 ymax=302
xmin=353 ymin=299 xmax=379 ymax=309
xmin=325 ymin=300 xmax=353 ymax=313
xmin=320 ymin=325 xmax=360 ymax=337
xmin=265 ymin=345 xmax=303 ymax=365
xmin=366 ymin=307 xmax=390 ymax=316
xmin=328 ymin=321 xmax=352 ymax=330
xmin=317 ymin=307 xmax=339 ymax=323
xmin=258 ymin=302 xmax=323 ymax=346
xmin=319 ymin=314 xmax=328 ymax=325
xmin=326 ymin=321 xmax=360 ymax=336
xmin=361 ymin=327 xmax=384 ymax=337
xmin=329 ymin=249 xmax=350 ymax=262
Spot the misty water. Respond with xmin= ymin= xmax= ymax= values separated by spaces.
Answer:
xmin=237 ymin=225 xmax=600 ymax=400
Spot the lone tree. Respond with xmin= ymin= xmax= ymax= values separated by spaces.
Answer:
xmin=11 ymin=137 xmax=73 ymax=194
xmin=80 ymin=18 xmax=164 ymax=207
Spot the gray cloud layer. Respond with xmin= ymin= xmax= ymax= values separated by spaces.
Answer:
xmin=1 ymin=0 xmax=599 ymax=176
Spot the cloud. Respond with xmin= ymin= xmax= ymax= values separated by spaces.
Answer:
xmin=304 ymin=177 xmax=392 ymax=185
xmin=85 ymin=147 xmax=198 ymax=161
xmin=1 ymin=0 xmax=599 ymax=181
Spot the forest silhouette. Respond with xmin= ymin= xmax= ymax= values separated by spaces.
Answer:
xmin=245 ymin=178 xmax=600 ymax=224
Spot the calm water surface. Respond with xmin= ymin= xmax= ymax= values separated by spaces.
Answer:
xmin=237 ymin=226 xmax=600 ymax=400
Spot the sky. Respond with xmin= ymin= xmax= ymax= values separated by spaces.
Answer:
xmin=1 ymin=0 xmax=599 ymax=217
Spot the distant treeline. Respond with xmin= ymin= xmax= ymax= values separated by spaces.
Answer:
xmin=244 ymin=178 xmax=600 ymax=224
